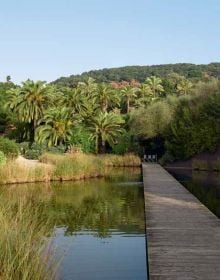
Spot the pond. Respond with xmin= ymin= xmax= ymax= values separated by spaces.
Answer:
xmin=167 ymin=168 xmax=220 ymax=218
xmin=2 ymin=168 xmax=148 ymax=280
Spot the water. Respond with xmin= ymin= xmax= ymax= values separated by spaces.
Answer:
xmin=167 ymin=168 xmax=220 ymax=218
xmin=3 ymin=168 xmax=148 ymax=280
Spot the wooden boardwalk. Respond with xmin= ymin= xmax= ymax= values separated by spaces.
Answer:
xmin=143 ymin=163 xmax=220 ymax=280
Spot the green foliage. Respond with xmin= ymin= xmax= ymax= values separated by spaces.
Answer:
xmin=89 ymin=112 xmax=125 ymax=153
xmin=6 ymin=80 xmax=52 ymax=141
xmin=0 ymin=195 xmax=55 ymax=279
xmin=111 ymin=131 xmax=140 ymax=155
xmin=0 ymin=137 xmax=19 ymax=159
xmin=22 ymin=143 xmax=46 ymax=160
xmin=36 ymin=107 xmax=74 ymax=147
xmin=159 ymin=151 xmax=175 ymax=165
xmin=164 ymin=92 xmax=220 ymax=160
xmin=52 ymin=63 xmax=220 ymax=86
xmin=130 ymin=100 xmax=175 ymax=139
xmin=4 ymin=63 xmax=220 ymax=161
xmin=0 ymin=151 xmax=6 ymax=165
xmin=69 ymin=126 xmax=95 ymax=153
xmin=19 ymin=142 xmax=66 ymax=159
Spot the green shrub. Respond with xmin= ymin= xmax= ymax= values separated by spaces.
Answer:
xmin=0 ymin=125 xmax=5 ymax=133
xmin=69 ymin=127 xmax=95 ymax=153
xmin=48 ymin=145 xmax=66 ymax=154
xmin=111 ymin=131 xmax=140 ymax=155
xmin=0 ymin=137 xmax=19 ymax=159
xmin=0 ymin=151 xmax=6 ymax=166
xmin=19 ymin=142 xmax=30 ymax=155
xmin=19 ymin=142 xmax=66 ymax=160
xmin=159 ymin=152 xmax=175 ymax=165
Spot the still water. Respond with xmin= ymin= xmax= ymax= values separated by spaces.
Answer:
xmin=167 ymin=168 xmax=220 ymax=218
xmin=5 ymin=169 xmax=148 ymax=280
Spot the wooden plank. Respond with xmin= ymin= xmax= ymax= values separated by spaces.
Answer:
xmin=143 ymin=163 xmax=220 ymax=280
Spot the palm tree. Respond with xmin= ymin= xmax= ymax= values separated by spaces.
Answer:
xmin=63 ymin=87 xmax=89 ymax=115
xmin=77 ymin=77 xmax=97 ymax=97
xmin=35 ymin=107 xmax=74 ymax=147
xmin=89 ymin=112 xmax=125 ymax=154
xmin=6 ymin=80 xmax=49 ymax=141
xmin=145 ymin=76 xmax=164 ymax=98
xmin=121 ymin=86 xmax=138 ymax=113
xmin=135 ymin=83 xmax=153 ymax=107
xmin=94 ymin=83 xmax=120 ymax=112
xmin=177 ymin=79 xmax=193 ymax=95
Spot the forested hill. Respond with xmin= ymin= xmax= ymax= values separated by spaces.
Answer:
xmin=53 ymin=63 xmax=220 ymax=87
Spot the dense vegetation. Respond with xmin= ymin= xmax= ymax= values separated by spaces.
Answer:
xmin=0 ymin=63 xmax=220 ymax=167
xmin=53 ymin=63 xmax=220 ymax=87
xmin=0 ymin=64 xmax=219 ymax=278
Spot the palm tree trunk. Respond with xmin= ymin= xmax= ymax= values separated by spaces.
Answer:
xmin=127 ymin=97 xmax=130 ymax=114
xmin=95 ymin=129 xmax=99 ymax=154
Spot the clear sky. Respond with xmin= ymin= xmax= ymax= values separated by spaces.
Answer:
xmin=1 ymin=0 xmax=220 ymax=83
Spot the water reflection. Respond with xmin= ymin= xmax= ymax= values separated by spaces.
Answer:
xmin=167 ymin=168 xmax=220 ymax=218
xmin=1 ymin=168 xmax=147 ymax=280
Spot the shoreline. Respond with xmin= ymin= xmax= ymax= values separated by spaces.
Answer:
xmin=0 ymin=154 xmax=141 ymax=186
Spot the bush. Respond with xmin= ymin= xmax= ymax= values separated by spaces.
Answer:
xmin=0 ymin=137 xmax=19 ymax=159
xmin=159 ymin=152 xmax=175 ymax=165
xmin=0 ymin=125 xmax=5 ymax=133
xmin=19 ymin=142 xmax=66 ymax=160
xmin=111 ymin=131 xmax=141 ymax=155
xmin=69 ymin=127 xmax=95 ymax=153
xmin=0 ymin=151 xmax=6 ymax=166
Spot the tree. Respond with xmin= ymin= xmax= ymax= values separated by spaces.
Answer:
xmin=77 ymin=77 xmax=97 ymax=96
xmin=63 ymin=87 xmax=91 ymax=117
xmin=177 ymin=78 xmax=193 ymax=95
xmin=121 ymin=86 xmax=138 ymax=113
xmin=6 ymin=80 xmax=49 ymax=141
xmin=35 ymin=107 xmax=74 ymax=147
xmin=6 ymin=75 xmax=12 ymax=83
xmin=135 ymin=83 xmax=153 ymax=107
xmin=89 ymin=112 xmax=125 ymax=153
xmin=145 ymin=76 xmax=164 ymax=98
xmin=93 ymin=83 xmax=120 ymax=112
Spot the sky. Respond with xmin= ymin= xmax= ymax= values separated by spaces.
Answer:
xmin=1 ymin=0 xmax=220 ymax=83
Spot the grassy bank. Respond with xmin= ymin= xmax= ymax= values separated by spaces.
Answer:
xmin=0 ymin=194 xmax=55 ymax=280
xmin=192 ymin=159 xmax=220 ymax=171
xmin=0 ymin=153 xmax=141 ymax=184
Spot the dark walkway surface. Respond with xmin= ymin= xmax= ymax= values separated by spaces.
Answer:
xmin=143 ymin=163 xmax=220 ymax=280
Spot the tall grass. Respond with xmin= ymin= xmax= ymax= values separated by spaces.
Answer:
xmin=192 ymin=159 xmax=209 ymax=171
xmin=99 ymin=153 xmax=141 ymax=167
xmin=192 ymin=159 xmax=220 ymax=171
xmin=0 ymin=153 xmax=141 ymax=184
xmin=52 ymin=153 xmax=105 ymax=181
xmin=210 ymin=159 xmax=220 ymax=172
xmin=0 ymin=161 xmax=53 ymax=184
xmin=0 ymin=195 xmax=55 ymax=280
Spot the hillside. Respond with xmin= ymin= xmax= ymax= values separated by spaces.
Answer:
xmin=53 ymin=62 xmax=220 ymax=87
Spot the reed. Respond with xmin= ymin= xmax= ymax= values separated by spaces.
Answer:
xmin=99 ymin=153 xmax=141 ymax=167
xmin=0 ymin=161 xmax=53 ymax=184
xmin=192 ymin=159 xmax=209 ymax=171
xmin=0 ymin=153 xmax=141 ymax=184
xmin=52 ymin=153 xmax=105 ymax=181
xmin=0 ymin=195 xmax=55 ymax=280
xmin=210 ymin=159 xmax=220 ymax=171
